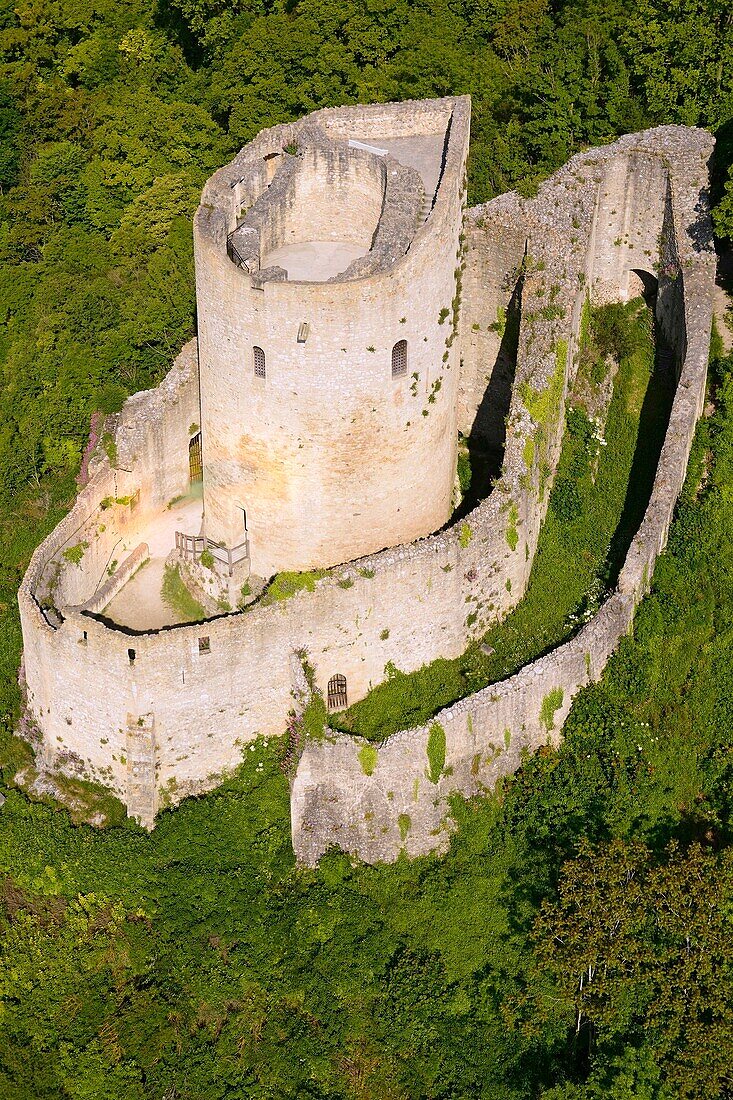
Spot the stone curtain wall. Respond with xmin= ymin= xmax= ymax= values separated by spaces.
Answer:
xmin=292 ymin=127 xmax=716 ymax=865
xmin=18 ymin=343 xmax=200 ymax=824
xmin=24 ymin=342 xmax=199 ymax=611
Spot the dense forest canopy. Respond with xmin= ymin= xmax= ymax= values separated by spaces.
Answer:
xmin=2 ymin=0 xmax=733 ymax=1097
xmin=0 ymin=0 xmax=731 ymax=515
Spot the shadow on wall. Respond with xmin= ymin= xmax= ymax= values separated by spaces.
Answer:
xmin=455 ymin=273 xmax=523 ymax=519
xmin=631 ymin=268 xmax=659 ymax=302
xmin=606 ymin=288 xmax=677 ymax=586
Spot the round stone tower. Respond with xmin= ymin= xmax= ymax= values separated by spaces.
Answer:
xmin=193 ymin=96 xmax=470 ymax=577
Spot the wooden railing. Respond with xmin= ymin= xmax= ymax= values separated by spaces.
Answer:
xmin=175 ymin=532 xmax=250 ymax=577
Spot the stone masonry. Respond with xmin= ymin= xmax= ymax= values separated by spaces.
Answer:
xmin=17 ymin=99 xmax=715 ymax=854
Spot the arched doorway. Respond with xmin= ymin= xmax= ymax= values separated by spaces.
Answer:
xmin=189 ymin=432 xmax=202 ymax=483
xmin=327 ymin=674 xmax=348 ymax=711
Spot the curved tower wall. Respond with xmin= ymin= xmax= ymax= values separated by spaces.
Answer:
xmin=194 ymin=99 xmax=470 ymax=577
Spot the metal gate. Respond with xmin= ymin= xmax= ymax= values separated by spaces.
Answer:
xmin=189 ymin=432 xmax=202 ymax=483
xmin=327 ymin=674 xmax=348 ymax=711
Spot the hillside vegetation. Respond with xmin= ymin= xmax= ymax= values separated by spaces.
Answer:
xmin=1 ymin=0 xmax=733 ymax=1096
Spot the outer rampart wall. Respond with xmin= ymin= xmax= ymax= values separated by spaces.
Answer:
xmin=19 ymin=174 xmax=585 ymax=828
xmin=292 ymin=128 xmax=716 ymax=865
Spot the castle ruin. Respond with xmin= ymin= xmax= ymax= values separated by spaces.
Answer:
xmin=17 ymin=98 xmax=716 ymax=862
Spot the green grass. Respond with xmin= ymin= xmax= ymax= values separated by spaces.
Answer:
xmin=260 ymin=569 xmax=327 ymax=604
xmin=331 ymin=299 xmax=672 ymax=742
xmin=426 ymin=722 xmax=446 ymax=783
xmin=161 ymin=564 xmax=205 ymax=622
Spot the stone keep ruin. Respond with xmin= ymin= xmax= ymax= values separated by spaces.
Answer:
xmin=18 ymin=97 xmax=716 ymax=862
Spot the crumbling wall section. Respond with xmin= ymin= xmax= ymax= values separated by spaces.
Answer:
xmin=292 ymin=126 xmax=716 ymax=866
xmin=26 ymin=341 xmax=199 ymax=612
xmin=18 ymin=123 xmax=715 ymax=839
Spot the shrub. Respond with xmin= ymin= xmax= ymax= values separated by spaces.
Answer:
xmin=358 ymin=744 xmax=378 ymax=776
xmin=262 ymin=569 xmax=326 ymax=604
xmin=506 ymin=504 xmax=519 ymax=551
xmin=426 ymin=723 xmax=446 ymax=783
xmin=161 ymin=565 xmax=204 ymax=622
xmin=62 ymin=542 xmax=88 ymax=566
xmin=540 ymin=688 xmax=564 ymax=730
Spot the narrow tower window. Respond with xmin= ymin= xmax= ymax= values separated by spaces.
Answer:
xmin=253 ymin=346 xmax=266 ymax=379
xmin=391 ymin=339 xmax=407 ymax=378
xmin=327 ymin=674 xmax=348 ymax=711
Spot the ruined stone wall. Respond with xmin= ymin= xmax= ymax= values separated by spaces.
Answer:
xmin=18 ymin=120 xmax=714 ymax=843
xmin=258 ymin=144 xmax=386 ymax=259
xmin=292 ymin=127 xmax=716 ymax=865
xmin=19 ymin=342 xmax=200 ymax=823
xmin=25 ymin=342 xmax=199 ymax=611
xmin=194 ymin=97 xmax=470 ymax=572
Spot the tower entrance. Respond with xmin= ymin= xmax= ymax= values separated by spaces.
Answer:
xmin=189 ymin=432 xmax=202 ymax=483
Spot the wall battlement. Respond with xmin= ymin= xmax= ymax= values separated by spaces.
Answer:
xmin=17 ymin=106 xmax=715 ymax=854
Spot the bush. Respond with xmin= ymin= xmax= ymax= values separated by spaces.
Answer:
xmin=161 ymin=565 xmax=204 ymax=621
xmin=426 ymin=723 xmax=446 ymax=783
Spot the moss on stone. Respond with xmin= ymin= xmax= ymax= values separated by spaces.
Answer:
xmin=426 ymin=722 xmax=446 ymax=784
xmin=358 ymin=743 xmax=378 ymax=776
xmin=540 ymin=687 xmax=564 ymax=731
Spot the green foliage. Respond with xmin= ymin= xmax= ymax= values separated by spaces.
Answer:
xmin=457 ymin=445 xmax=472 ymax=494
xmin=398 ymin=812 xmax=411 ymax=841
xmin=262 ymin=569 xmax=326 ymax=603
xmin=525 ymin=841 xmax=733 ymax=1098
xmin=199 ymin=548 xmax=214 ymax=569
xmin=331 ymin=658 xmax=469 ymax=741
xmin=458 ymin=521 xmax=472 ymax=547
xmin=160 ymin=564 xmax=204 ymax=622
xmin=101 ymin=432 xmax=118 ymax=468
xmin=62 ymin=541 xmax=87 ymax=565
xmin=426 ymin=722 xmax=446 ymax=783
xmin=520 ymin=342 xmax=566 ymax=428
xmin=358 ymin=743 xmax=378 ymax=776
xmin=540 ymin=687 xmax=564 ymax=730
xmin=340 ymin=299 xmax=666 ymax=736
xmin=523 ymin=433 xmax=536 ymax=472
xmin=506 ymin=502 xmax=519 ymax=551
xmin=301 ymin=689 xmax=328 ymax=742
xmin=0 ymin=0 xmax=732 ymax=1094
xmin=488 ymin=304 xmax=507 ymax=335
xmin=2 ymin=331 xmax=733 ymax=1096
